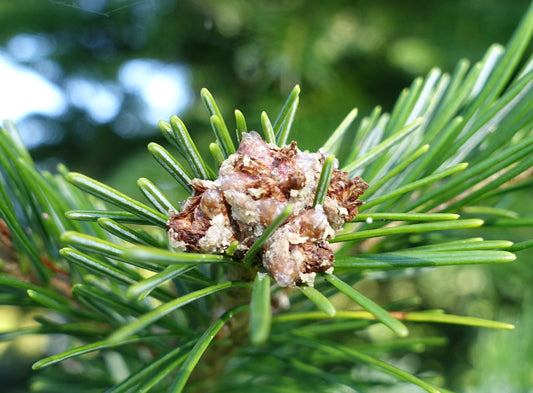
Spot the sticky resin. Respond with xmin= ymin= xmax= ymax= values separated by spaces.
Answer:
xmin=168 ymin=132 xmax=368 ymax=287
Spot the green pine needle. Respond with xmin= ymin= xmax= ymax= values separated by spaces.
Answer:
xmin=334 ymin=250 xmax=516 ymax=270
xmin=313 ymin=155 xmax=336 ymax=208
xmin=147 ymin=142 xmax=194 ymax=194
xmin=66 ymin=173 xmax=168 ymax=226
xmin=201 ymin=88 xmax=236 ymax=156
xmin=342 ymin=118 xmax=423 ymax=176
xmin=137 ymin=177 xmax=177 ymax=215
xmin=209 ymin=142 xmax=226 ymax=168
xmin=274 ymin=85 xmax=300 ymax=146
xmin=325 ymin=274 xmax=409 ymax=337
xmin=65 ymin=209 xmax=148 ymax=224
xmin=249 ymin=272 xmax=272 ymax=345
xmin=108 ymin=282 xmax=248 ymax=344
xmin=235 ymin=109 xmax=247 ymax=142
xmin=322 ymin=108 xmax=358 ymax=155
xmin=242 ymin=204 xmax=294 ymax=266
xmin=126 ymin=265 xmax=195 ymax=301
xmin=332 ymin=219 xmax=484 ymax=243
xmin=260 ymin=111 xmax=276 ymax=144
xmin=169 ymin=305 xmax=248 ymax=393
xmin=299 ymin=286 xmax=336 ymax=317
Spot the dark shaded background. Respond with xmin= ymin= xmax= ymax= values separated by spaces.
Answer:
xmin=1 ymin=1 xmax=532 ymax=392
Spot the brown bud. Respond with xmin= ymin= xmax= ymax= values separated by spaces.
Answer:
xmin=167 ymin=132 xmax=368 ymax=287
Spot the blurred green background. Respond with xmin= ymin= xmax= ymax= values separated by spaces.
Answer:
xmin=0 ymin=0 xmax=532 ymax=392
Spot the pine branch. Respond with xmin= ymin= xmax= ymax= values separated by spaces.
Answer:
xmin=1 ymin=3 xmax=533 ymax=392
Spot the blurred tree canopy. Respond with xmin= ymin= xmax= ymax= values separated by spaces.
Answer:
xmin=0 ymin=0 xmax=530 ymax=185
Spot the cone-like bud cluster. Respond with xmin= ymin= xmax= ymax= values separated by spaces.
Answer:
xmin=168 ymin=132 xmax=368 ymax=287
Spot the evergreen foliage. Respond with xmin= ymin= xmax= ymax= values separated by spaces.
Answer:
xmin=1 ymin=2 xmax=533 ymax=392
